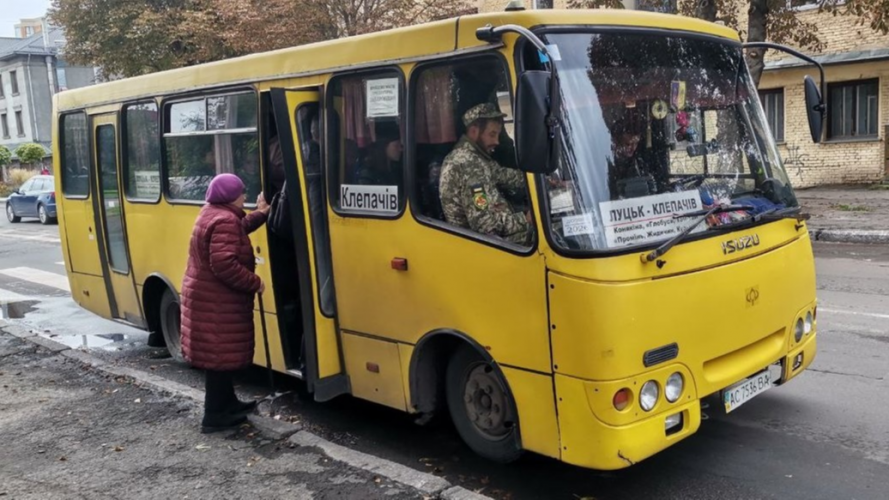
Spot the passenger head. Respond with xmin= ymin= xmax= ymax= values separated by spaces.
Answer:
xmin=206 ymin=173 xmax=246 ymax=209
xmin=310 ymin=114 xmax=320 ymax=143
xmin=463 ymin=103 xmax=506 ymax=155
xmin=612 ymin=122 xmax=641 ymax=160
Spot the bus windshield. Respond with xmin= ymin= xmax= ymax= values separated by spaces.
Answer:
xmin=539 ymin=31 xmax=798 ymax=253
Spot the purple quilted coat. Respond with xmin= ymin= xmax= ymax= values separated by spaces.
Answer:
xmin=180 ymin=203 xmax=267 ymax=370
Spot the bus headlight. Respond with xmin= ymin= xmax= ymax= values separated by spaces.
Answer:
xmin=640 ymin=381 xmax=659 ymax=411
xmin=794 ymin=318 xmax=804 ymax=342
xmin=665 ymin=372 xmax=683 ymax=403
xmin=804 ymin=311 xmax=813 ymax=335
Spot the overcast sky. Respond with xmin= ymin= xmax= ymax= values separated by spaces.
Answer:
xmin=0 ymin=0 xmax=52 ymax=38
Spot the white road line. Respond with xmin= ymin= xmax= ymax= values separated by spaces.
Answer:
xmin=0 ymin=231 xmax=60 ymax=243
xmin=0 ymin=267 xmax=71 ymax=292
xmin=819 ymin=308 xmax=889 ymax=320
xmin=0 ymin=287 xmax=29 ymax=302
xmin=55 ymin=261 xmax=65 ymax=266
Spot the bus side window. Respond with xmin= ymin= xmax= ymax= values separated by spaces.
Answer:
xmin=164 ymin=92 xmax=260 ymax=203
xmin=327 ymin=71 xmax=404 ymax=216
xmin=411 ymin=57 xmax=527 ymax=238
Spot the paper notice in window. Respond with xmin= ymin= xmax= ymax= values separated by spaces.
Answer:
xmin=366 ymin=78 xmax=400 ymax=119
xmin=562 ymin=213 xmax=595 ymax=237
xmin=549 ymin=188 xmax=574 ymax=214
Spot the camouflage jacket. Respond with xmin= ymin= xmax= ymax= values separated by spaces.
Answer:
xmin=439 ymin=136 xmax=530 ymax=244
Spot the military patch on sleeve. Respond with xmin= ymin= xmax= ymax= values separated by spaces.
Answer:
xmin=471 ymin=184 xmax=489 ymax=210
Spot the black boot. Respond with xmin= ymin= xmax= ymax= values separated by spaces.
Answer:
xmin=231 ymin=399 xmax=257 ymax=415
xmin=201 ymin=412 xmax=247 ymax=434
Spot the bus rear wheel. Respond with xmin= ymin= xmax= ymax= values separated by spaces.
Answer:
xmin=159 ymin=289 xmax=185 ymax=363
xmin=445 ymin=345 xmax=523 ymax=463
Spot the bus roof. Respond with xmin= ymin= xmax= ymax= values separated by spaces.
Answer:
xmin=55 ymin=9 xmax=739 ymax=112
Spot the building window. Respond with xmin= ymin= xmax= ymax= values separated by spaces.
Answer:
xmin=759 ymin=89 xmax=785 ymax=143
xmin=124 ymin=102 xmax=161 ymax=201
xmin=828 ymin=79 xmax=879 ymax=140
xmin=25 ymin=26 xmax=34 ymax=36
xmin=327 ymin=70 xmax=405 ymax=216
xmin=0 ymin=74 xmax=4 ymax=98
xmin=15 ymin=111 xmax=24 ymax=136
xmin=163 ymin=91 xmax=259 ymax=202
xmin=631 ymin=0 xmax=676 ymax=13
xmin=1 ymin=113 xmax=8 ymax=138
xmin=10 ymin=71 xmax=18 ymax=95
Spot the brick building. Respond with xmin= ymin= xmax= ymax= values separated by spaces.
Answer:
xmin=477 ymin=0 xmax=889 ymax=187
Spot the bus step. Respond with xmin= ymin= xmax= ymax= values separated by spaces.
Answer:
xmin=287 ymin=369 xmax=304 ymax=380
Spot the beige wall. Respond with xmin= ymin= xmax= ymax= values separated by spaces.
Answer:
xmin=761 ymin=62 xmax=888 ymax=187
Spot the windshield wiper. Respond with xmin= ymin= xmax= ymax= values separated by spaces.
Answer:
xmin=641 ymin=204 xmax=754 ymax=265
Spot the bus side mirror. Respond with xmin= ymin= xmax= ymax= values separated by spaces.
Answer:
xmin=515 ymin=71 xmax=557 ymax=174
xmin=804 ymin=75 xmax=824 ymax=143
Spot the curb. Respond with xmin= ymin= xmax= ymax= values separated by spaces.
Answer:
xmin=809 ymin=228 xmax=889 ymax=244
xmin=0 ymin=325 xmax=490 ymax=500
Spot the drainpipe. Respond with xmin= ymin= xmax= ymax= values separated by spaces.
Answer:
xmin=26 ymin=54 xmax=40 ymax=143
xmin=45 ymin=56 xmax=56 ymax=95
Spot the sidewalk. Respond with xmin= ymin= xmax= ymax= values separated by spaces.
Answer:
xmin=0 ymin=323 xmax=484 ymax=500
xmin=795 ymin=184 xmax=889 ymax=244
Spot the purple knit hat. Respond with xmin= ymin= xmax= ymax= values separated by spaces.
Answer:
xmin=205 ymin=174 xmax=245 ymax=204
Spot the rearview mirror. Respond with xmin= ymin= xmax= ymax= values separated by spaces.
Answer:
xmin=515 ymin=71 xmax=557 ymax=174
xmin=803 ymin=75 xmax=824 ymax=143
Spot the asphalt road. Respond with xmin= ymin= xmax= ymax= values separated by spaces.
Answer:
xmin=2 ymin=215 xmax=887 ymax=500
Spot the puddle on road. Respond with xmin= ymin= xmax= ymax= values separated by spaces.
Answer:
xmin=43 ymin=333 xmax=133 ymax=350
xmin=0 ymin=301 xmax=38 ymax=320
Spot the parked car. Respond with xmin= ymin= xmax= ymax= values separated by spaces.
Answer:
xmin=6 ymin=175 xmax=57 ymax=225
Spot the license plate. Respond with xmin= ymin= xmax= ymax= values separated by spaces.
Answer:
xmin=722 ymin=369 xmax=773 ymax=413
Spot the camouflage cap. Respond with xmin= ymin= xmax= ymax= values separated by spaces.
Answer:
xmin=463 ymin=103 xmax=506 ymax=127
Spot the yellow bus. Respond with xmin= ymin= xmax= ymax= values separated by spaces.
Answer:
xmin=53 ymin=8 xmax=820 ymax=470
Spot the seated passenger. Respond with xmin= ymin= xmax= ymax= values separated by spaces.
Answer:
xmin=439 ymin=103 xmax=531 ymax=245
xmin=357 ymin=124 xmax=403 ymax=188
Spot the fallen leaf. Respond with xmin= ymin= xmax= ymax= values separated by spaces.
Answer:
xmin=37 ymin=449 xmax=46 ymax=454
xmin=373 ymin=477 xmax=381 ymax=484
xmin=59 ymin=456 xmax=67 ymax=462
xmin=114 ymin=446 xmax=124 ymax=452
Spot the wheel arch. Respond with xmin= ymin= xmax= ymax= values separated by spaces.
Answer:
xmin=142 ymin=273 xmax=179 ymax=348
xmin=408 ymin=329 xmax=522 ymax=441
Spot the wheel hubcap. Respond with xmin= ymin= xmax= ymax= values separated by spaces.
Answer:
xmin=39 ymin=207 xmax=46 ymax=222
xmin=462 ymin=364 xmax=508 ymax=439
xmin=6 ymin=205 xmax=12 ymax=220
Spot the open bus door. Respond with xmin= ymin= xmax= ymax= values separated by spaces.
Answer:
xmin=269 ymin=88 xmax=349 ymax=401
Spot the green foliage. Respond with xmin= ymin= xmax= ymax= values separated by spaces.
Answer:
xmin=14 ymin=143 xmax=46 ymax=166
xmin=0 ymin=145 xmax=11 ymax=167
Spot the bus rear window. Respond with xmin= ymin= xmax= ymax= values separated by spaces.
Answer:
xmin=60 ymin=112 xmax=90 ymax=198
xmin=163 ymin=92 xmax=259 ymax=203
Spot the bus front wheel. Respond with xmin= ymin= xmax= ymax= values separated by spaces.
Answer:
xmin=159 ymin=289 xmax=185 ymax=363
xmin=445 ymin=345 xmax=523 ymax=463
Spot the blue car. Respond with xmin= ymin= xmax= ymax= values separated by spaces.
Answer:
xmin=6 ymin=175 xmax=57 ymax=225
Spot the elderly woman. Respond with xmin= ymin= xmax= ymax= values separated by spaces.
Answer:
xmin=180 ymin=174 xmax=270 ymax=433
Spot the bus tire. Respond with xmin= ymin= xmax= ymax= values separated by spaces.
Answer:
xmin=159 ymin=289 xmax=185 ymax=363
xmin=445 ymin=345 xmax=523 ymax=464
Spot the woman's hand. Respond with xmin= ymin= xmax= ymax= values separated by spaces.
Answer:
xmin=256 ymin=192 xmax=271 ymax=213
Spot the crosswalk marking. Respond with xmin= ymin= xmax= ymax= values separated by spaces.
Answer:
xmin=0 ymin=228 xmax=61 ymax=244
xmin=0 ymin=267 xmax=71 ymax=292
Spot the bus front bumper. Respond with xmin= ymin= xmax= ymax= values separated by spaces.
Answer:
xmin=552 ymin=332 xmax=817 ymax=471
xmin=555 ymin=373 xmax=701 ymax=470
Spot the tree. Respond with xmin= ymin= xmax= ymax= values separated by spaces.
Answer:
xmin=50 ymin=0 xmax=473 ymax=78
xmin=15 ymin=143 xmax=47 ymax=168
xmin=564 ymin=0 xmax=889 ymax=85
xmin=0 ymin=145 xmax=11 ymax=183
